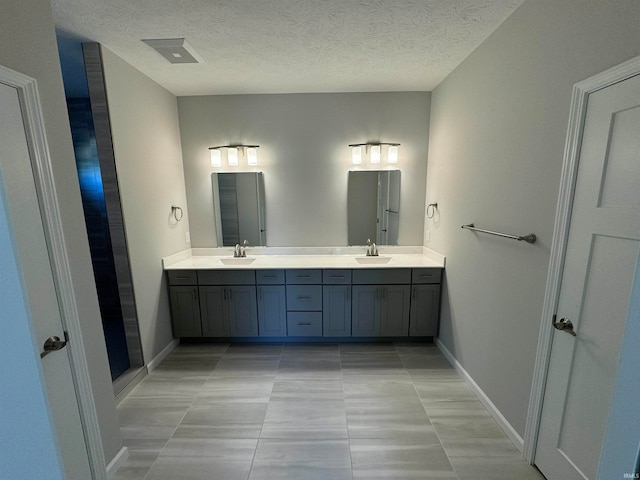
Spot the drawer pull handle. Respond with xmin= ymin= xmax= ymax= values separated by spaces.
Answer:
xmin=297 ymin=296 xmax=312 ymax=300
xmin=331 ymin=275 xmax=344 ymax=279
xmin=297 ymin=323 xmax=311 ymax=326
xmin=174 ymin=276 xmax=190 ymax=280
xmin=263 ymin=275 xmax=277 ymax=278
xmin=297 ymin=275 xmax=311 ymax=278
xmin=420 ymin=274 xmax=434 ymax=277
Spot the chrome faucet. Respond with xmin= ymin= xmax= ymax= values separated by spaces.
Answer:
xmin=234 ymin=239 xmax=249 ymax=258
xmin=366 ymin=238 xmax=379 ymax=257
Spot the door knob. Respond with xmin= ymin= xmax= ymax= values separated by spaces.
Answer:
xmin=552 ymin=315 xmax=576 ymax=336
xmin=40 ymin=332 xmax=68 ymax=358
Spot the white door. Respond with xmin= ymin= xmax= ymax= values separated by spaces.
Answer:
xmin=535 ymin=73 xmax=640 ymax=479
xmin=0 ymin=79 xmax=93 ymax=477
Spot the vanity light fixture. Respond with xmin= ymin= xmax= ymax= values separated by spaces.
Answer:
xmin=370 ymin=145 xmax=381 ymax=164
xmin=348 ymin=142 xmax=401 ymax=165
xmin=351 ymin=146 xmax=362 ymax=165
xmin=247 ymin=147 xmax=258 ymax=166
xmin=227 ymin=147 xmax=238 ymax=166
xmin=210 ymin=148 xmax=222 ymax=167
xmin=208 ymin=145 xmax=260 ymax=167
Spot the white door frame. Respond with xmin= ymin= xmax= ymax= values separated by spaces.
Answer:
xmin=523 ymin=54 xmax=640 ymax=462
xmin=0 ymin=65 xmax=107 ymax=479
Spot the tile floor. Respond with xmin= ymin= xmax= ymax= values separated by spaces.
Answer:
xmin=113 ymin=342 xmax=545 ymax=480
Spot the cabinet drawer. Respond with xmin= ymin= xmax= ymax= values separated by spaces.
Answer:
xmin=352 ymin=268 xmax=411 ymax=285
xmin=167 ymin=270 xmax=197 ymax=285
xmin=286 ymin=285 xmax=322 ymax=311
xmin=287 ymin=312 xmax=322 ymax=337
xmin=286 ymin=269 xmax=322 ymax=284
xmin=323 ymin=269 xmax=352 ymax=284
xmin=256 ymin=269 xmax=285 ymax=284
xmin=411 ymin=268 xmax=442 ymax=284
xmin=198 ymin=270 xmax=255 ymax=285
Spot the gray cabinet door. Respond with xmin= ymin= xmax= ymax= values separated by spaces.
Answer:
xmin=352 ymin=286 xmax=380 ymax=336
xmin=257 ymin=286 xmax=287 ymax=336
xmin=199 ymin=286 xmax=230 ymax=337
xmin=380 ymin=285 xmax=411 ymax=336
xmin=409 ymin=285 xmax=440 ymax=336
xmin=323 ymin=286 xmax=351 ymax=336
xmin=228 ymin=286 xmax=258 ymax=336
xmin=169 ymin=286 xmax=202 ymax=337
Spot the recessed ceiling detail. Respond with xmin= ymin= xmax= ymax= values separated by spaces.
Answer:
xmin=52 ymin=0 xmax=525 ymax=96
xmin=141 ymin=38 xmax=203 ymax=64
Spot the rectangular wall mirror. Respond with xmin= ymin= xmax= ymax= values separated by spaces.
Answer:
xmin=212 ymin=172 xmax=266 ymax=246
xmin=348 ymin=170 xmax=400 ymax=246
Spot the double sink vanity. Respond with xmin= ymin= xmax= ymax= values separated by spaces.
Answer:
xmin=163 ymin=247 xmax=445 ymax=341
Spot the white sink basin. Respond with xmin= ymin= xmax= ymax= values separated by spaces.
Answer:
xmin=355 ymin=256 xmax=392 ymax=264
xmin=220 ymin=257 xmax=256 ymax=265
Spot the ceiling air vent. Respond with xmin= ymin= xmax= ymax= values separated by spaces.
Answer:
xmin=141 ymin=38 xmax=203 ymax=64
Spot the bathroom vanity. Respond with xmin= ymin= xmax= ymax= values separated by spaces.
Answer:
xmin=164 ymin=249 xmax=444 ymax=341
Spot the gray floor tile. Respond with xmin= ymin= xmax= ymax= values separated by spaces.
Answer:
xmin=144 ymin=455 xmax=252 ymax=480
xmin=160 ymin=437 xmax=258 ymax=460
xmin=350 ymin=438 xmax=457 ymax=479
xmin=270 ymin=379 xmax=344 ymax=402
xmin=262 ymin=400 xmax=348 ymax=439
xmin=180 ymin=401 xmax=268 ymax=429
xmin=213 ymin=356 xmax=281 ymax=376
xmin=339 ymin=342 xmax=397 ymax=354
xmin=451 ymin=457 xmax=546 ymax=480
xmin=225 ymin=343 xmax=283 ymax=356
xmin=112 ymin=342 xmax=539 ymax=480
xmin=276 ymin=355 xmax=342 ymax=379
xmin=117 ymin=397 xmax=193 ymax=427
xmin=198 ymin=376 xmax=274 ymax=403
xmin=249 ymin=439 xmax=352 ymax=480
xmin=282 ymin=343 xmax=340 ymax=356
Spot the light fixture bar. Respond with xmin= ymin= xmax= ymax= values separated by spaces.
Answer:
xmin=348 ymin=142 xmax=401 ymax=147
xmin=208 ymin=145 xmax=260 ymax=150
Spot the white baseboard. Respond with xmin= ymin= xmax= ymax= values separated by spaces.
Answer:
xmin=146 ymin=338 xmax=179 ymax=373
xmin=106 ymin=446 xmax=128 ymax=478
xmin=434 ymin=338 xmax=524 ymax=453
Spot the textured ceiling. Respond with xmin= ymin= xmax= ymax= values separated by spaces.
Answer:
xmin=52 ymin=0 xmax=524 ymax=96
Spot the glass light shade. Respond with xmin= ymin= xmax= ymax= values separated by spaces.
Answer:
xmin=210 ymin=149 xmax=222 ymax=167
xmin=247 ymin=147 xmax=258 ymax=166
xmin=370 ymin=145 xmax=381 ymax=164
xmin=227 ymin=147 xmax=238 ymax=166
xmin=387 ymin=145 xmax=399 ymax=164
xmin=351 ymin=146 xmax=362 ymax=165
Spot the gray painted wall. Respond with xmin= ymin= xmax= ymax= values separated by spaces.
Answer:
xmin=101 ymin=48 xmax=191 ymax=362
xmin=0 ymin=0 xmax=122 ymax=463
xmin=426 ymin=0 xmax=640 ymax=437
xmin=178 ymin=92 xmax=430 ymax=247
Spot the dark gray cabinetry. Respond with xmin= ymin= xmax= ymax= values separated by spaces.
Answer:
xmin=192 ymin=269 xmax=258 ymax=337
xmin=256 ymin=270 xmax=287 ymax=336
xmin=228 ymin=286 xmax=259 ymax=336
xmin=199 ymin=286 xmax=228 ymax=336
xmin=167 ymin=265 xmax=442 ymax=339
xmin=351 ymin=285 xmax=411 ymax=336
xmin=169 ymin=285 xmax=202 ymax=337
xmin=352 ymin=269 xmax=411 ymax=337
xmin=257 ymin=285 xmax=287 ymax=336
xmin=286 ymin=269 xmax=323 ymax=337
xmin=323 ymin=285 xmax=351 ymax=336
xmin=199 ymin=285 xmax=259 ymax=337
xmin=409 ymin=268 xmax=442 ymax=337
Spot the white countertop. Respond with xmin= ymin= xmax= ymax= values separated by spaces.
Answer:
xmin=163 ymin=246 xmax=445 ymax=270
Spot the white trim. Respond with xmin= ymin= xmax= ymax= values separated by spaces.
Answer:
xmin=523 ymin=54 xmax=640 ymax=463
xmin=146 ymin=338 xmax=179 ymax=373
xmin=0 ymin=65 xmax=108 ymax=479
xmin=435 ymin=338 xmax=524 ymax=452
xmin=106 ymin=446 xmax=129 ymax=479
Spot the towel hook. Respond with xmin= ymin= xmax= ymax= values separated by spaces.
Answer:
xmin=426 ymin=203 xmax=438 ymax=219
xmin=171 ymin=205 xmax=183 ymax=222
